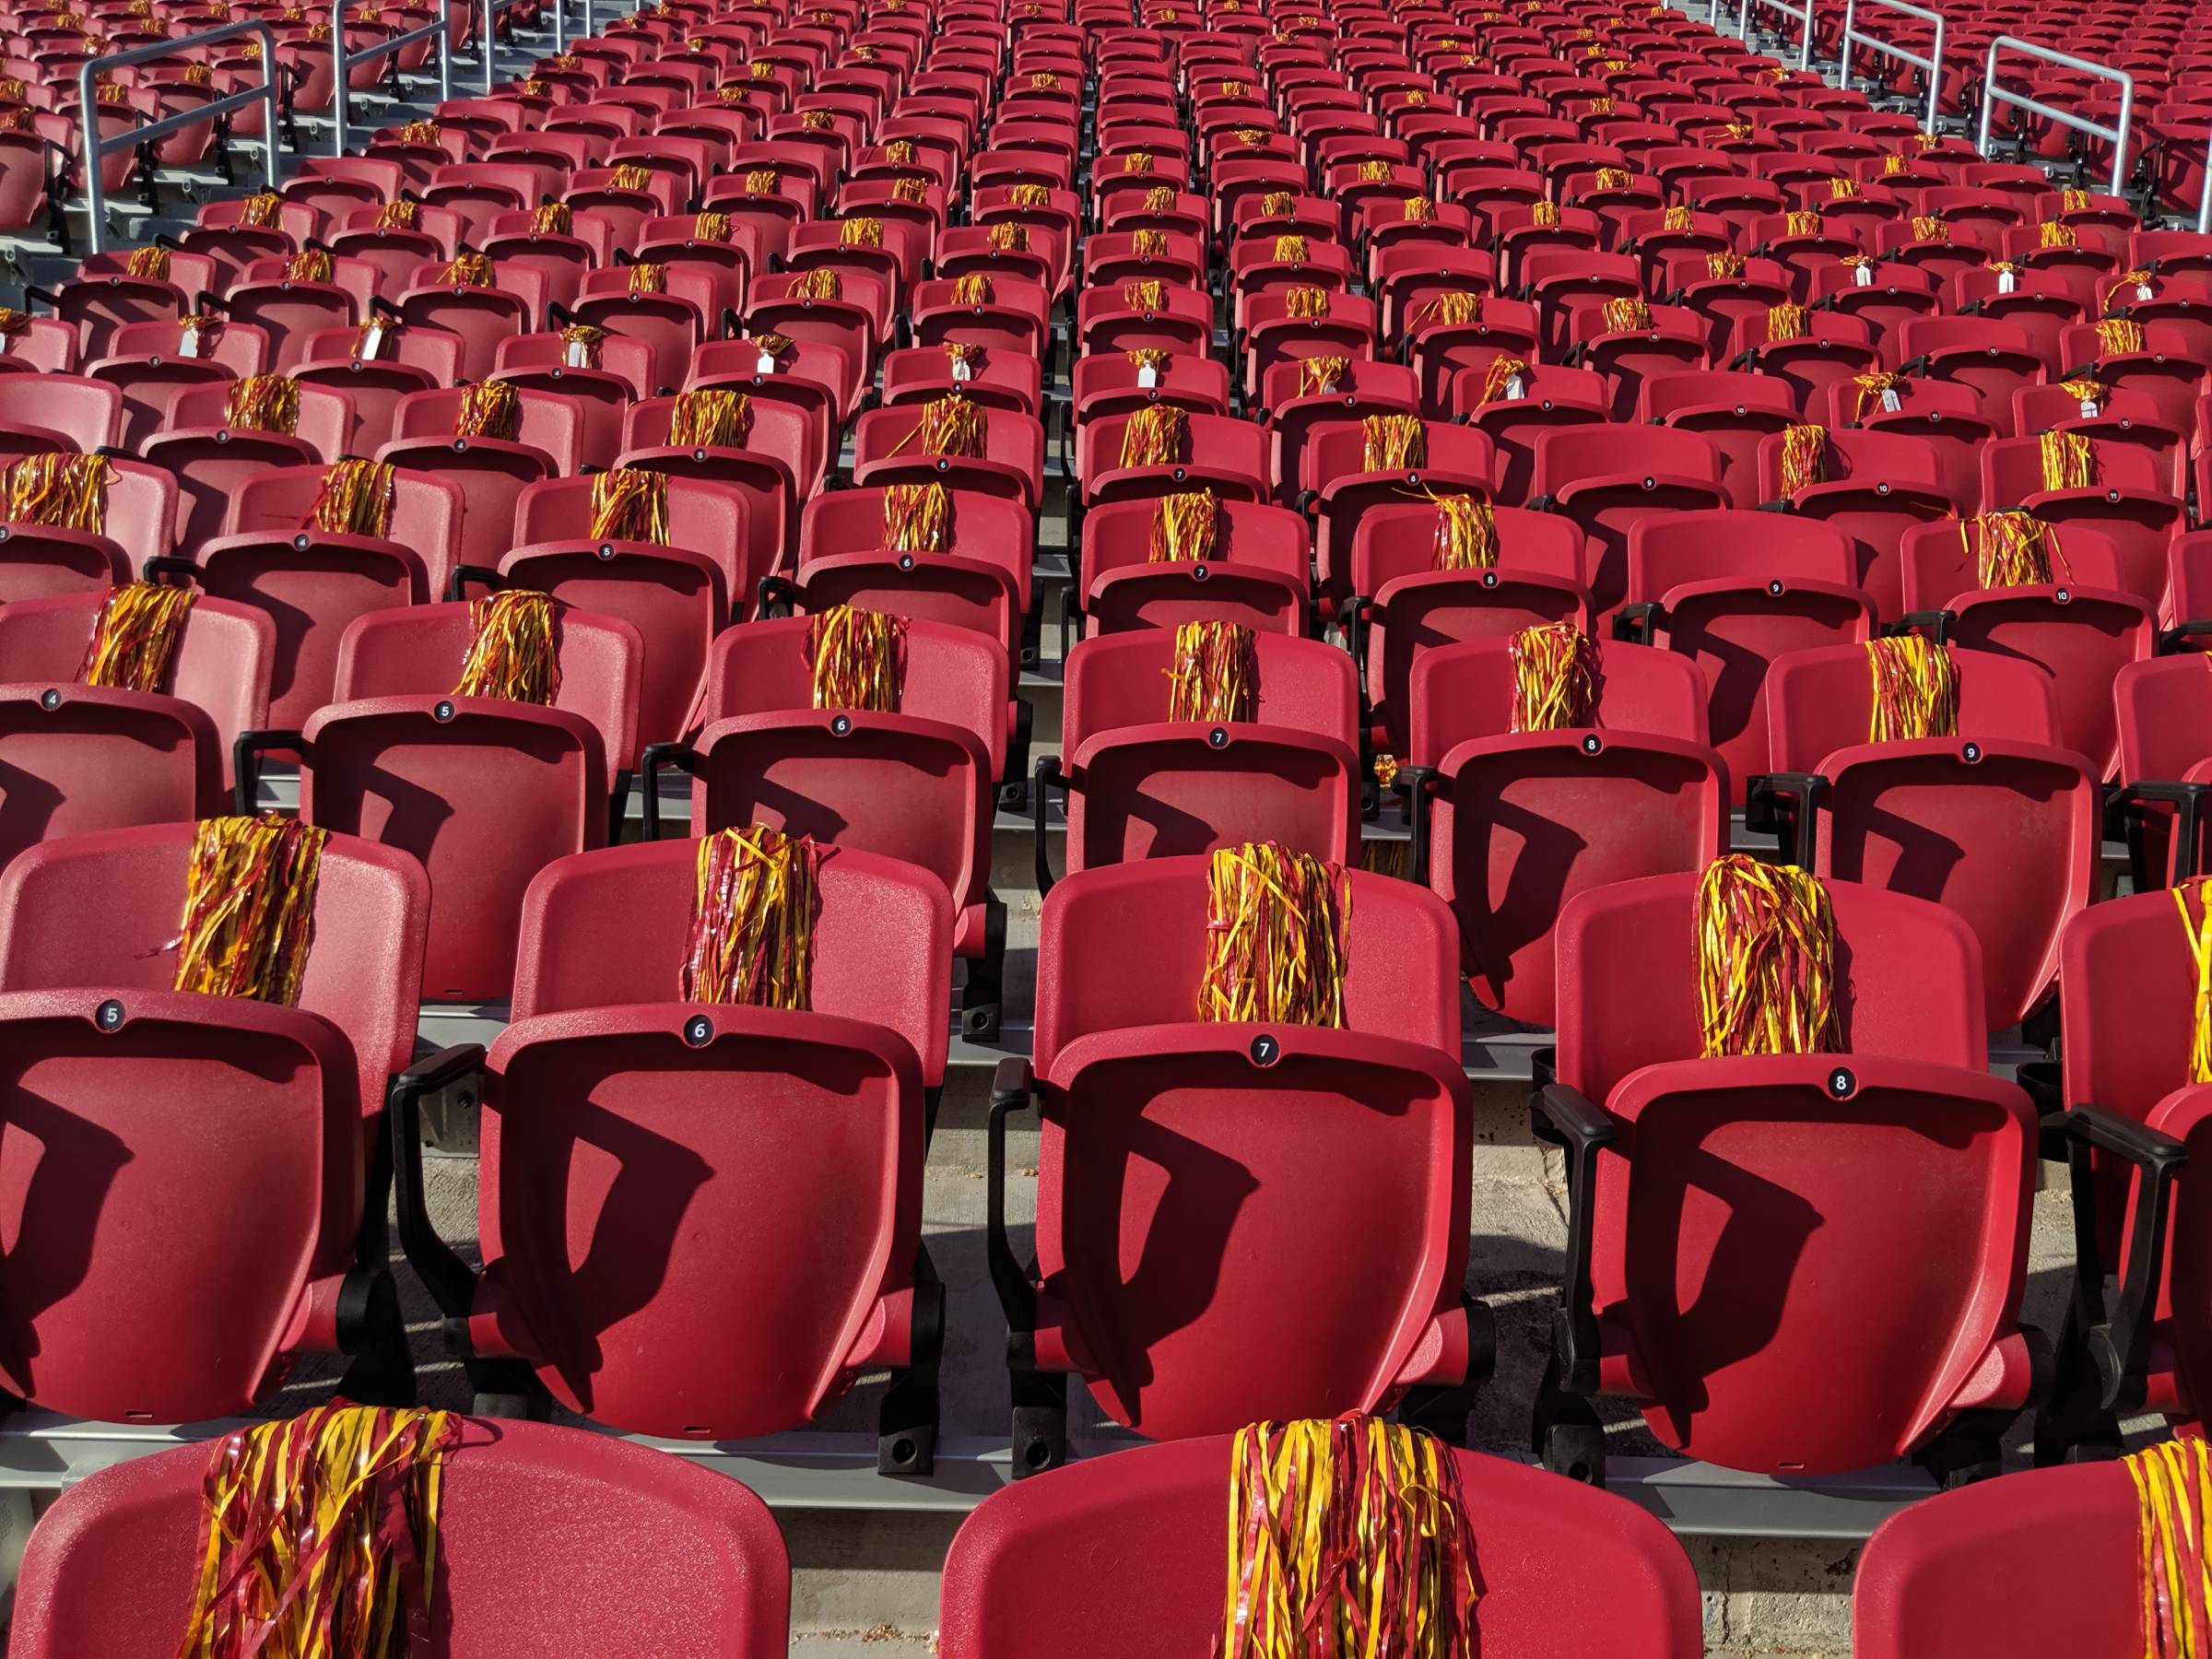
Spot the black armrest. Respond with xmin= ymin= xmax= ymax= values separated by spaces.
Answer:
xmin=1888 ymin=608 xmax=1955 ymax=642
xmin=2112 ymin=781 xmax=2212 ymax=879
xmin=369 ymin=293 xmax=401 ymax=318
xmin=756 ymin=571 xmax=801 ymax=621
xmin=1895 ymin=352 xmax=1932 ymax=374
xmin=1533 ymin=1080 xmax=1618 ymax=1393
xmin=2059 ymin=361 xmax=2101 ymax=382
xmin=547 ymin=299 xmax=573 ymax=326
xmin=1032 ymin=753 xmax=1068 ymax=897
xmin=231 ymin=728 xmax=305 ymax=815
xmin=142 ymin=554 xmax=200 ymax=585
xmin=639 ymin=741 xmax=702 ymax=841
xmin=1744 ymin=771 xmax=1827 ymax=865
xmin=1612 ymin=600 xmax=1661 ymax=643
xmin=388 ymin=1044 xmax=486 ymax=1323
xmin=2157 ymin=618 xmax=2212 ymax=654
xmin=1396 ymin=761 xmax=1441 ymax=886
xmin=21 ymin=285 xmax=59 ymax=312
xmin=1755 ymin=497 xmax=1797 ymax=513
xmin=721 ymin=304 xmax=743 ymax=339
xmin=986 ymin=1056 xmax=1038 ymax=1330
xmin=2057 ymin=1101 xmax=2189 ymax=1413
xmin=194 ymin=290 xmax=227 ymax=313
xmin=444 ymin=562 xmax=504 ymax=603
xmin=1057 ymin=583 xmax=1082 ymax=660
xmin=1342 ymin=593 xmax=1372 ymax=680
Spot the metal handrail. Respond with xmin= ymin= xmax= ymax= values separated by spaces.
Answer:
xmin=1839 ymin=0 xmax=1945 ymax=135
xmin=1976 ymin=35 xmax=2134 ymax=196
xmin=1739 ymin=0 xmax=1815 ymax=70
xmin=80 ymin=19 xmax=283 ymax=257
xmin=332 ymin=0 xmax=454 ymax=154
xmin=479 ymin=0 xmax=539 ymax=94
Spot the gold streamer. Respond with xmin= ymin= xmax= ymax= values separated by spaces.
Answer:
xmin=453 ymin=588 xmax=559 ymax=704
xmin=1167 ymin=618 xmax=1255 ymax=723
xmin=1865 ymin=635 xmax=1959 ymax=741
xmin=1695 ymin=853 xmax=1841 ymax=1057
xmin=1198 ymin=850 xmax=1349 ymax=1028
xmin=77 ymin=581 xmax=193 ymax=692
xmin=1361 ymin=413 xmax=1425 ymax=470
xmin=587 ymin=466 xmax=669 ymax=541
xmin=223 ymin=373 xmax=299 ymax=434
xmin=806 ymin=604 xmax=903 ymax=711
xmin=1149 ymin=488 xmax=1218 ymax=562
xmin=668 ymin=388 xmax=750 ymax=447
xmin=1120 ymin=404 xmax=1186 ymax=467
xmin=6 ymin=452 xmax=109 ymax=531
xmin=171 ymin=813 xmax=326 ymax=1005
xmin=453 ymin=381 xmax=518 ymax=441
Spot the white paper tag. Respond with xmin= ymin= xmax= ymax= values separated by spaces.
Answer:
xmin=2140 ymin=281 xmax=2155 ymax=300
xmin=952 ymin=356 xmax=972 ymax=381
xmin=1505 ymin=372 xmax=1525 ymax=400
xmin=756 ymin=350 xmax=777 ymax=373
xmin=558 ymin=337 xmax=584 ymax=367
xmin=1996 ymin=268 xmax=2018 ymax=294
xmin=178 ymin=323 xmax=202 ymax=359
xmin=1137 ymin=362 xmax=1158 ymax=387
xmin=1881 ymin=387 xmax=1901 ymax=412
xmin=1854 ymin=262 xmax=1873 ymax=287
xmin=2080 ymin=395 xmax=2100 ymax=418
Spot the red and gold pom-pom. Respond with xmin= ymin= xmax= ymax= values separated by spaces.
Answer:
xmin=806 ymin=604 xmax=904 ymax=712
xmin=1474 ymin=355 xmax=1525 ymax=403
xmin=1007 ymin=182 xmax=1052 ymax=207
xmin=176 ymin=1405 xmax=457 ymax=1659
xmin=1143 ymin=184 xmax=1177 ymax=211
xmin=2039 ymin=429 xmax=2096 ymax=491
xmin=77 ymin=580 xmax=194 ymax=692
xmin=2105 ymin=269 xmax=2153 ymax=313
xmin=1217 ymin=1418 xmax=1478 ymax=1659
xmin=2124 ymin=1435 xmax=2212 ymax=1658
xmin=1120 ymin=403 xmax=1187 ymax=468
xmin=1283 ymin=284 xmax=1332 ymax=318
xmin=6 ymin=451 xmax=110 ymax=531
xmin=691 ymin=210 xmax=733 ymax=242
xmin=1851 ymin=370 xmax=1900 ymax=421
xmin=1362 ymin=413 xmax=1427 ymax=471
xmin=1296 ymin=355 xmax=1347 ymax=395
xmin=303 ymin=458 xmax=394 ymax=537
xmin=1707 ymin=250 xmax=1746 ymax=277
xmin=283 ymin=248 xmax=333 ymax=283
xmin=437 ymin=252 xmax=494 ymax=288
xmin=1530 ymin=199 xmax=1560 ymax=227
xmin=1259 ymin=190 xmax=1296 ymax=217
xmin=667 ymin=388 xmax=751 ymax=448
xmin=1766 ymin=301 xmax=1810 ymax=342
xmin=1778 ymin=422 xmax=1827 ymax=497
xmin=682 ymin=824 xmax=817 ymax=1008
xmin=607 ymin=162 xmax=654 ymax=193
xmin=454 ymin=588 xmax=560 ymax=704
xmin=746 ymin=331 xmax=793 ymax=361
xmin=1402 ymin=194 xmax=1436 ymax=221
xmin=587 ymin=465 xmax=670 ymax=542
xmin=1910 ymin=214 xmax=1949 ymax=241
xmin=882 ymin=481 xmax=951 ymax=553
xmin=1600 ymin=295 xmax=1651 ymax=333
xmin=1130 ymin=229 xmax=1169 ymax=259
xmin=453 ymin=380 xmax=519 ymax=441
xmin=124 ymin=244 xmax=171 ymax=280
xmin=172 ymin=813 xmax=326 ymax=1005
xmin=1432 ymin=494 xmax=1497 ymax=571
xmin=234 ymin=189 xmax=282 ymax=229
xmin=224 ymin=372 xmax=299 ymax=435
xmin=1122 ymin=277 xmax=1167 ymax=312
xmin=1696 ymin=853 xmax=1841 ymax=1057
xmin=2039 ymin=218 xmax=2078 ymax=249
xmin=1149 ymin=488 xmax=1218 ymax=562
xmin=1167 ymin=618 xmax=1257 ymax=723
xmin=743 ymin=168 xmax=781 ymax=195
xmin=951 ymin=272 xmax=994 ymax=304
xmin=374 ymin=197 xmax=419 ymax=229
xmin=840 ymin=215 xmax=884 ymax=248
xmin=986 ymin=222 xmax=1029 ymax=251
xmin=1783 ymin=208 xmax=1822 ymax=236
xmin=1199 ymin=844 xmax=1349 ymax=1027
xmin=627 ymin=261 xmax=668 ymax=295
xmin=891 ymin=393 xmax=985 ymax=459
xmin=556 ymin=321 xmax=605 ymax=366
xmin=1594 ymin=166 xmax=1632 ymax=190
xmin=2176 ymin=882 xmax=2212 ymax=1087
xmin=1963 ymin=510 xmax=2064 ymax=588
xmin=2098 ymin=316 xmax=2147 ymax=356
xmin=889 ymin=177 xmax=928 ymax=205
xmin=1273 ymin=234 xmax=1310 ymax=265
xmin=1509 ymin=621 xmax=1598 ymax=732
xmin=794 ymin=266 xmax=843 ymax=300
xmin=1123 ymin=150 xmax=1155 ymax=174
xmin=1865 ymin=635 xmax=1959 ymax=742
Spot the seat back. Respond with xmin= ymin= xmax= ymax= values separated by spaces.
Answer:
xmin=1602 ymin=1053 xmax=2035 ymax=1473
xmin=0 ymin=823 xmax=424 ymax=1120
xmin=1853 ymin=1462 xmax=2147 ymax=1659
xmin=1061 ymin=628 xmax=1358 ymax=751
xmin=937 ymin=1435 xmax=1700 ymax=1659
xmin=9 ymin=1418 xmax=790 ymax=1659
xmin=1036 ymin=1024 xmax=1471 ymax=1440
xmin=482 ymin=1002 xmax=923 ymax=1438
xmin=0 ymin=986 xmax=355 ymax=1421
xmin=1032 ymin=854 xmax=1458 ymax=1076
xmin=513 ymin=838 xmax=951 ymax=1087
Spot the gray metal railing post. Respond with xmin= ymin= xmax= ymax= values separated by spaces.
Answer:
xmin=1977 ymin=36 xmax=2134 ymax=196
xmin=80 ymin=19 xmax=282 ymax=257
xmin=481 ymin=0 xmax=535 ymax=94
xmin=332 ymin=0 xmax=454 ymax=156
xmin=1738 ymin=0 xmax=1815 ymax=69
xmin=1839 ymin=0 xmax=1944 ymax=135
xmin=2199 ymin=130 xmax=2212 ymax=233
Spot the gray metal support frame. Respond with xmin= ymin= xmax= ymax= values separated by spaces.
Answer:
xmin=1977 ymin=35 xmax=2135 ymax=196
